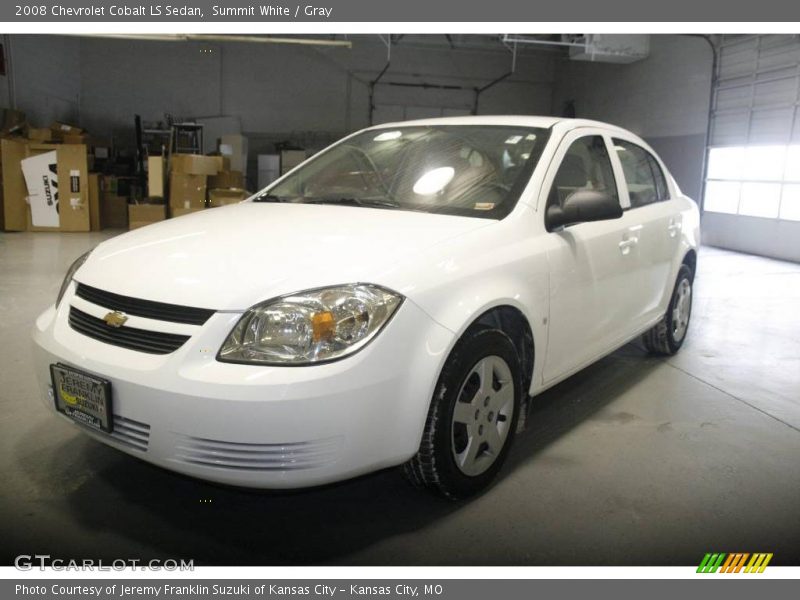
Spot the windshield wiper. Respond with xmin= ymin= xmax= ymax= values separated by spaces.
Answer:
xmin=253 ymin=193 xmax=290 ymax=203
xmin=302 ymin=197 xmax=401 ymax=209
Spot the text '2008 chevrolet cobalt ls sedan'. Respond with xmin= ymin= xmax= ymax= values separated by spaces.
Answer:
xmin=33 ymin=116 xmax=699 ymax=498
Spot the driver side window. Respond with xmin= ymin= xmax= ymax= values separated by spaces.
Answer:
xmin=547 ymin=135 xmax=619 ymax=210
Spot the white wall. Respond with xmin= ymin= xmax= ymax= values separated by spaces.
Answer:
xmin=702 ymin=212 xmax=800 ymax=262
xmin=72 ymin=35 xmax=554 ymax=181
xmin=76 ymin=36 xmax=554 ymax=143
xmin=79 ymin=38 xmax=222 ymax=137
xmin=552 ymin=35 xmax=714 ymax=202
xmin=1 ymin=35 xmax=81 ymax=125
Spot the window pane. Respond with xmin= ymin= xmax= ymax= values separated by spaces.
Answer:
xmin=266 ymin=125 xmax=549 ymax=219
xmin=742 ymin=146 xmax=786 ymax=181
xmin=646 ymin=154 xmax=669 ymax=200
xmin=614 ymin=140 xmax=659 ymax=208
xmin=780 ymin=184 xmax=800 ymax=221
xmin=707 ymin=147 xmax=745 ymax=180
xmin=548 ymin=136 xmax=618 ymax=209
xmin=785 ymin=146 xmax=800 ymax=183
xmin=704 ymin=181 xmax=740 ymax=214
xmin=739 ymin=182 xmax=781 ymax=218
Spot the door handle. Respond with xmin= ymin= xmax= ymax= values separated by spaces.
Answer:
xmin=668 ymin=219 xmax=682 ymax=238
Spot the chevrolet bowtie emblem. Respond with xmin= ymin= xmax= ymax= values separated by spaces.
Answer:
xmin=103 ymin=311 xmax=128 ymax=328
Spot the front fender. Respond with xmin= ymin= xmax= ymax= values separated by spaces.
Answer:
xmin=398 ymin=223 xmax=550 ymax=395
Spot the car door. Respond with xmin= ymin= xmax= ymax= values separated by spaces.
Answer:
xmin=610 ymin=136 xmax=682 ymax=323
xmin=540 ymin=129 xmax=652 ymax=384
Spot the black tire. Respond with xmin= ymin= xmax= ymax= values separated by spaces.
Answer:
xmin=643 ymin=264 xmax=694 ymax=355
xmin=402 ymin=328 xmax=522 ymax=499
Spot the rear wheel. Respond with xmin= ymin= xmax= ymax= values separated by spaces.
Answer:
xmin=643 ymin=264 xmax=693 ymax=355
xmin=402 ymin=328 xmax=521 ymax=499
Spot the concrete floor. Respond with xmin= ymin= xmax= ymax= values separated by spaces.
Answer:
xmin=1 ymin=231 xmax=798 ymax=566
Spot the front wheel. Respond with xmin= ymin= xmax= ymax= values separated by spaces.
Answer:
xmin=643 ymin=264 xmax=694 ymax=355
xmin=402 ymin=328 xmax=522 ymax=499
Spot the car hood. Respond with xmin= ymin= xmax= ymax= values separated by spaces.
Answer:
xmin=75 ymin=202 xmax=491 ymax=310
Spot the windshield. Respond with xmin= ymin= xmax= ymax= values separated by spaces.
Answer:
xmin=257 ymin=125 xmax=550 ymax=219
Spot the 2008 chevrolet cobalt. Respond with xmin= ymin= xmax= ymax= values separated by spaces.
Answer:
xmin=33 ymin=116 xmax=699 ymax=498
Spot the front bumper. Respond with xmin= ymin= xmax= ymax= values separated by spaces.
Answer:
xmin=32 ymin=287 xmax=454 ymax=488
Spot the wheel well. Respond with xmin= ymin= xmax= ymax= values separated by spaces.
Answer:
xmin=682 ymin=249 xmax=697 ymax=280
xmin=471 ymin=306 xmax=534 ymax=394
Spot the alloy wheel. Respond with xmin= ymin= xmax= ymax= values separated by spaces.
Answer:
xmin=672 ymin=278 xmax=692 ymax=342
xmin=451 ymin=355 xmax=515 ymax=477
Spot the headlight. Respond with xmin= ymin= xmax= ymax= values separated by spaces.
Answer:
xmin=56 ymin=251 xmax=91 ymax=308
xmin=218 ymin=284 xmax=403 ymax=365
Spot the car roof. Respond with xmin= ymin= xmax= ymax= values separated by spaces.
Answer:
xmin=368 ymin=115 xmax=631 ymax=135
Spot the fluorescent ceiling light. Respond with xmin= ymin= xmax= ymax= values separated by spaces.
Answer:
xmin=74 ymin=34 xmax=352 ymax=48
xmin=413 ymin=167 xmax=455 ymax=195
xmin=374 ymin=131 xmax=402 ymax=141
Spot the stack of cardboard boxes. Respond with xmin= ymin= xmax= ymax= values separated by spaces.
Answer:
xmin=1 ymin=135 xmax=92 ymax=232
xmin=128 ymin=155 xmax=168 ymax=230
xmin=1 ymin=114 xmax=121 ymax=233
xmin=129 ymin=149 xmax=253 ymax=228
xmin=164 ymin=152 xmax=250 ymax=215
xmin=208 ymin=160 xmax=248 ymax=208
xmin=99 ymin=175 xmax=129 ymax=229
xmin=1 ymin=113 xmax=255 ymax=233
xmin=169 ymin=153 xmax=222 ymax=215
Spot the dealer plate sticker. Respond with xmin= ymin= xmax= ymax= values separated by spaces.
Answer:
xmin=50 ymin=364 xmax=113 ymax=433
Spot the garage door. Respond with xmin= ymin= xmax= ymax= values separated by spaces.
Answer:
xmin=373 ymin=104 xmax=471 ymax=125
xmin=703 ymin=35 xmax=800 ymax=262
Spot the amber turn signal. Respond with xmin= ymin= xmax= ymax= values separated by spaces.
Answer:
xmin=311 ymin=311 xmax=336 ymax=342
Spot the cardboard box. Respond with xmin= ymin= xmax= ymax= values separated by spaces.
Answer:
xmin=2 ymin=138 xmax=30 ymax=230
xmin=169 ymin=172 xmax=207 ymax=208
xmin=63 ymin=132 xmax=89 ymax=145
xmin=88 ymin=174 xmax=101 ymax=231
xmin=2 ymin=140 xmax=91 ymax=232
xmin=148 ymin=156 xmax=166 ymax=198
xmin=22 ymin=151 xmax=60 ymax=228
xmin=102 ymin=195 xmax=128 ymax=229
xmin=50 ymin=122 xmax=84 ymax=142
xmin=208 ymin=170 xmax=244 ymax=190
xmin=171 ymin=206 xmax=205 ymax=218
xmin=280 ymin=149 xmax=306 ymax=175
xmin=99 ymin=175 xmax=128 ymax=229
xmin=33 ymin=143 xmax=90 ymax=232
xmin=219 ymin=134 xmax=248 ymax=174
xmin=208 ymin=188 xmax=249 ymax=207
xmin=171 ymin=153 xmax=223 ymax=176
xmin=1 ymin=109 xmax=26 ymax=137
xmin=28 ymin=128 xmax=53 ymax=143
xmin=128 ymin=203 xmax=167 ymax=230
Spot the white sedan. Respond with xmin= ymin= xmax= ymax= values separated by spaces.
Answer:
xmin=32 ymin=116 xmax=699 ymax=498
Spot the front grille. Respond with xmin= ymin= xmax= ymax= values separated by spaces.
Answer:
xmin=75 ymin=283 xmax=215 ymax=325
xmin=69 ymin=307 xmax=190 ymax=355
xmin=111 ymin=415 xmax=151 ymax=451
xmin=173 ymin=435 xmax=343 ymax=471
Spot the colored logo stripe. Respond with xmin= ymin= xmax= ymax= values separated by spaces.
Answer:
xmin=745 ymin=553 xmax=773 ymax=573
xmin=697 ymin=553 xmax=726 ymax=573
xmin=697 ymin=553 xmax=773 ymax=573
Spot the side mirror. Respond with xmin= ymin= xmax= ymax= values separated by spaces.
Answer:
xmin=546 ymin=189 xmax=623 ymax=231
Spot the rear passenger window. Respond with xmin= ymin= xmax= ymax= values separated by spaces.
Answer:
xmin=547 ymin=135 xmax=618 ymax=210
xmin=613 ymin=140 xmax=669 ymax=208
